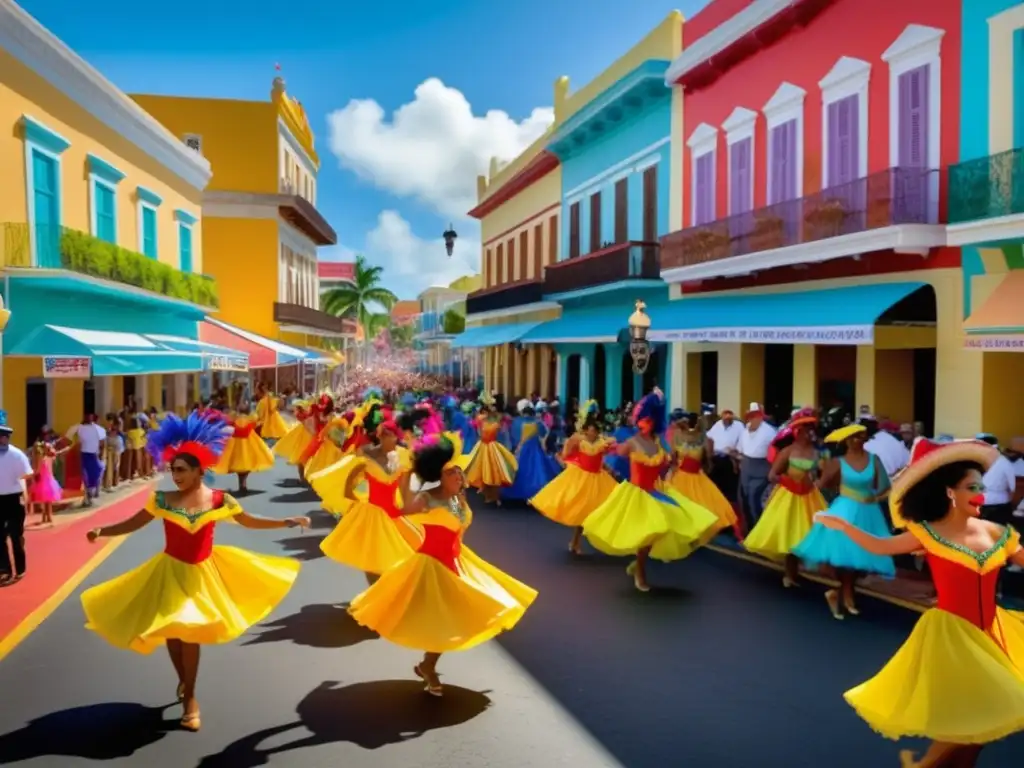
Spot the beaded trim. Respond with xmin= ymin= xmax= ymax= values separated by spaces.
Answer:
xmin=154 ymin=490 xmax=231 ymax=524
xmin=920 ymin=522 xmax=1010 ymax=566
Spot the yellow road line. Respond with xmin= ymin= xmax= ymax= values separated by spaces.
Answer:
xmin=0 ymin=535 xmax=127 ymax=663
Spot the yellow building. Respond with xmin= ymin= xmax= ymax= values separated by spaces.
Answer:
xmin=134 ymin=77 xmax=350 ymax=392
xmin=0 ymin=2 xmax=234 ymax=442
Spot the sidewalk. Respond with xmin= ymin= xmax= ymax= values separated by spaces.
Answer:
xmin=0 ymin=481 xmax=157 ymax=652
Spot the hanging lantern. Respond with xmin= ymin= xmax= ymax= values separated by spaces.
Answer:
xmin=628 ymin=299 xmax=652 ymax=374
xmin=443 ymin=224 xmax=458 ymax=257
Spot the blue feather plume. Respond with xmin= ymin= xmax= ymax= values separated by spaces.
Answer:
xmin=146 ymin=412 xmax=231 ymax=463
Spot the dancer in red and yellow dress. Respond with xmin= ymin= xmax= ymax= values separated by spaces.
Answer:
xmin=464 ymin=399 xmax=517 ymax=504
xmin=816 ymin=438 xmax=1024 ymax=768
xmin=311 ymin=412 xmax=420 ymax=581
xmin=211 ymin=402 xmax=275 ymax=493
xmin=273 ymin=398 xmax=318 ymax=481
xmin=348 ymin=433 xmax=536 ymax=696
xmin=530 ymin=400 xmax=618 ymax=555
xmin=80 ymin=413 xmax=308 ymax=732
xmin=666 ymin=410 xmax=740 ymax=537
xmin=743 ymin=409 xmax=827 ymax=588
xmin=254 ymin=383 xmax=289 ymax=441
xmin=296 ymin=393 xmax=348 ymax=477
xmin=582 ymin=391 xmax=719 ymax=592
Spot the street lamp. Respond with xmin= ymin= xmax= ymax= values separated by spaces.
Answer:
xmin=628 ymin=299 xmax=651 ymax=374
xmin=443 ymin=224 xmax=458 ymax=257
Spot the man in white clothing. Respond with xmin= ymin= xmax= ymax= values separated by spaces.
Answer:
xmin=976 ymin=434 xmax=1017 ymax=527
xmin=0 ymin=417 xmax=33 ymax=584
xmin=66 ymin=414 xmax=107 ymax=506
xmin=707 ymin=408 xmax=743 ymax=504
xmin=860 ymin=415 xmax=910 ymax=477
xmin=732 ymin=403 xmax=777 ymax=533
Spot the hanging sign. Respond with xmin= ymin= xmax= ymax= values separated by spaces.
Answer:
xmin=650 ymin=325 xmax=874 ymax=345
xmin=43 ymin=356 xmax=91 ymax=378
xmin=207 ymin=355 xmax=249 ymax=372
xmin=963 ymin=335 xmax=1024 ymax=351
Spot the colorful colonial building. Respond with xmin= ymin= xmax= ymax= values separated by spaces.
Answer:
xmin=655 ymin=0 xmax=969 ymax=436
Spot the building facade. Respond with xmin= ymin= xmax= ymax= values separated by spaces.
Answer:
xmin=0 ymin=3 xmax=236 ymax=441
xmin=317 ymin=260 xmax=355 ymax=293
xmin=655 ymin=0 xmax=968 ymax=435
xmin=415 ymin=279 xmax=482 ymax=382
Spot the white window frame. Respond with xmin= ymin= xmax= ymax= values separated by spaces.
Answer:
xmin=722 ymin=107 xmax=757 ymax=215
xmin=819 ymin=56 xmax=871 ymax=188
xmin=137 ymin=201 xmax=159 ymax=258
xmin=687 ymin=123 xmax=719 ymax=225
xmin=89 ymin=175 xmax=117 ymax=242
xmin=882 ymin=24 xmax=944 ymax=224
xmin=763 ymin=82 xmax=807 ymax=202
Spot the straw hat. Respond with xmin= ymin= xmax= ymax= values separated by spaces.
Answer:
xmin=824 ymin=424 xmax=866 ymax=444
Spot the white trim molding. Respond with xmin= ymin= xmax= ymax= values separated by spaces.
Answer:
xmin=687 ymin=122 xmax=719 ymax=155
xmin=465 ymin=301 xmax=562 ymax=324
xmin=0 ymin=2 xmax=212 ymax=191
xmin=664 ymin=0 xmax=798 ymax=85
xmin=947 ymin=213 xmax=1024 ymax=247
xmin=660 ymin=223 xmax=945 ymax=284
xmin=562 ymin=136 xmax=670 ymax=201
xmin=764 ymin=82 xmax=806 ymax=202
xmin=722 ymin=106 xmax=757 ymax=146
xmin=820 ymin=56 xmax=871 ymax=187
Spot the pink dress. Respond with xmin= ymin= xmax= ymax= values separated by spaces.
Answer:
xmin=31 ymin=455 xmax=63 ymax=503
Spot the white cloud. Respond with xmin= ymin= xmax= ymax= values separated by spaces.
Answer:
xmin=326 ymin=78 xmax=554 ymax=220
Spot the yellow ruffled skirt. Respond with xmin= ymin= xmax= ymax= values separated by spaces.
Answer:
xmin=348 ymin=544 xmax=536 ymax=653
xmin=669 ymin=470 xmax=738 ymax=532
xmin=582 ymin=482 xmax=720 ymax=562
xmin=212 ymin=433 xmax=276 ymax=475
xmin=743 ymin=485 xmax=827 ymax=560
xmin=260 ymin=411 xmax=290 ymax=440
xmin=81 ymin=546 xmax=300 ymax=654
xmin=845 ymin=607 xmax=1024 ymax=743
xmin=304 ymin=440 xmax=345 ymax=477
xmin=273 ymin=423 xmax=313 ymax=465
xmin=464 ymin=441 xmax=517 ymax=488
xmin=320 ymin=502 xmax=420 ymax=574
xmin=531 ymin=464 xmax=619 ymax=527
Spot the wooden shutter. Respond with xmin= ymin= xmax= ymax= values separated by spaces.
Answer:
xmin=642 ymin=165 xmax=657 ymax=241
xmin=484 ymin=248 xmax=492 ymax=287
xmin=507 ymin=238 xmax=516 ymax=281
xmin=548 ymin=214 xmax=558 ymax=264
xmin=589 ymin=191 xmax=602 ymax=252
xmin=533 ymin=223 xmax=543 ymax=278
xmin=519 ymin=230 xmax=529 ymax=279
xmin=899 ymin=65 xmax=928 ymax=167
xmin=694 ymin=153 xmax=713 ymax=225
xmin=614 ymin=177 xmax=628 ymax=243
xmin=569 ymin=202 xmax=580 ymax=258
xmin=729 ymin=138 xmax=752 ymax=214
xmin=827 ymin=95 xmax=858 ymax=187
xmin=496 ymin=243 xmax=504 ymax=284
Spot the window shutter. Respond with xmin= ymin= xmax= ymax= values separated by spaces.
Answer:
xmin=731 ymin=138 xmax=751 ymax=214
xmin=507 ymin=238 xmax=516 ymax=281
xmin=899 ymin=65 xmax=928 ymax=167
xmin=785 ymin=120 xmax=798 ymax=200
xmin=496 ymin=243 xmax=504 ymax=283
xmin=569 ymin=203 xmax=580 ymax=259
xmin=827 ymin=101 xmax=841 ymax=187
xmin=589 ymin=191 xmax=602 ymax=252
xmin=548 ymin=214 xmax=559 ymax=264
xmin=695 ymin=153 xmax=714 ymax=225
xmin=484 ymin=248 xmax=492 ymax=287
xmin=642 ymin=165 xmax=657 ymax=241
xmin=533 ymin=224 xmax=542 ymax=278
xmin=519 ymin=230 xmax=528 ymax=279
xmin=614 ymin=177 xmax=628 ymax=243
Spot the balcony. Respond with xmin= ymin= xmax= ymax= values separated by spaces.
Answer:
xmin=1 ymin=222 xmax=219 ymax=307
xmin=466 ymin=278 xmax=546 ymax=315
xmin=660 ymin=167 xmax=944 ymax=282
xmin=543 ymin=241 xmax=660 ymax=296
xmin=947 ymin=149 xmax=1024 ymax=246
xmin=274 ymin=301 xmax=356 ymax=336
xmin=278 ymin=194 xmax=337 ymax=246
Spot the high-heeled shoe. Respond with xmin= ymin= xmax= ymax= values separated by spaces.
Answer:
xmin=414 ymin=664 xmax=443 ymax=697
xmin=843 ymin=598 xmax=860 ymax=616
xmin=180 ymin=712 xmax=201 ymax=732
xmin=825 ymin=589 xmax=844 ymax=620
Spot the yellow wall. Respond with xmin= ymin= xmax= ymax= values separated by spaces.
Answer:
xmin=130 ymin=95 xmax=278 ymax=196
xmin=1 ymin=357 xmax=39 ymax=441
xmin=982 ymin=352 xmax=1024 ymax=444
xmin=0 ymin=49 xmax=204 ymax=271
xmin=480 ymin=172 xmax=562 ymax=253
xmin=203 ymin=218 xmax=278 ymax=336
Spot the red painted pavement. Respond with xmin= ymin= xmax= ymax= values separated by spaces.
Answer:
xmin=0 ymin=486 xmax=152 ymax=641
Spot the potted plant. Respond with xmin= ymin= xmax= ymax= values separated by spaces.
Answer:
xmin=684 ymin=228 xmax=731 ymax=263
xmin=750 ymin=215 xmax=786 ymax=250
xmin=804 ymin=198 xmax=848 ymax=239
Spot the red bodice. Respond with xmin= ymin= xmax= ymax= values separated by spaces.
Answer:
xmin=163 ymin=520 xmax=215 ymax=564
xmin=366 ymin=474 xmax=401 ymax=518
xmin=928 ymin=554 xmax=1001 ymax=633
xmin=342 ymin=429 xmax=370 ymax=453
xmin=232 ymin=422 xmax=255 ymax=439
xmin=778 ymin=475 xmax=814 ymax=495
xmin=678 ymin=456 xmax=703 ymax=474
xmin=630 ymin=461 xmax=662 ymax=492
xmin=418 ymin=524 xmax=461 ymax=573
xmin=570 ymin=450 xmax=605 ymax=473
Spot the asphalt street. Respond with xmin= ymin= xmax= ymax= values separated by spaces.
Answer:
xmin=0 ymin=458 xmax=1019 ymax=767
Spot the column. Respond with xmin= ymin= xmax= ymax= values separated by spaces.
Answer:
xmin=792 ymin=345 xmax=817 ymax=408
xmin=716 ymin=343 xmax=765 ymax=414
xmin=627 ymin=172 xmax=644 ymax=241
xmin=96 ymin=376 xmax=113 ymax=416
xmin=500 ymin=344 xmax=512 ymax=397
xmin=854 ymin=345 xmax=876 ymax=414
xmin=579 ymin=350 xmax=592 ymax=402
xmin=603 ymin=343 xmax=623 ymax=409
xmin=557 ymin=350 xmax=568 ymax=403
xmin=657 ymin=343 xmax=671 ymax=398
xmin=134 ymin=375 xmax=147 ymax=408
xmin=540 ymin=345 xmax=552 ymax=400
xmin=172 ymin=373 xmax=188 ymax=415
xmin=683 ymin=347 xmax=702 ymax=411
xmin=147 ymin=375 xmax=163 ymax=411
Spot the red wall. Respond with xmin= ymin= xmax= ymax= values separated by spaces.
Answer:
xmin=679 ymin=0 xmax=961 ymax=232
xmin=683 ymin=0 xmax=755 ymax=45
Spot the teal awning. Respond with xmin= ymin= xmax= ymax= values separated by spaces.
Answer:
xmin=144 ymin=334 xmax=249 ymax=372
xmin=451 ymin=321 xmax=542 ymax=349
xmin=523 ymin=303 xmax=671 ymax=344
xmin=647 ymin=282 xmax=928 ymax=345
xmin=300 ymin=347 xmax=335 ymax=365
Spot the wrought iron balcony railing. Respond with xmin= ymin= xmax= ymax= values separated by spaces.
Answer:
xmin=660 ymin=167 xmax=938 ymax=271
xmin=0 ymin=222 xmax=219 ymax=307
xmin=466 ymin=278 xmax=545 ymax=315
xmin=543 ymin=241 xmax=660 ymax=295
xmin=948 ymin=148 xmax=1024 ymax=224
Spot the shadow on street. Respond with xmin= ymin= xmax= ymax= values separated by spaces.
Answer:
xmin=242 ymin=603 xmax=378 ymax=648
xmin=269 ymin=489 xmax=321 ymax=504
xmin=273 ymin=533 xmax=326 ymax=561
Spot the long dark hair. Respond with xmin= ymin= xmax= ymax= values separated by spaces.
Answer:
xmin=899 ymin=460 xmax=985 ymax=523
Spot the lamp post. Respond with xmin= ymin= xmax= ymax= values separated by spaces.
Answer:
xmin=443 ymin=224 xmax=458 ymax=257
xmin=628 ymin=299 xmax=651 ymax=375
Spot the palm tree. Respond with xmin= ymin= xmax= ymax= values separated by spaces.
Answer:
xmin=321 ymin=254 xmax=398 ymax=362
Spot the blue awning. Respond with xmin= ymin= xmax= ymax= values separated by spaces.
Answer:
xmin=144 ymin=334 xmax=249 ymax=372
xmin=647 ymin=282 xmax=928 ymax=345
xmin=451 ymin=321 xmax=543 ymax=349
xmin=522 ymin=303 xmax=672 ymax=344
xmin=300 ymin=347 xmax=335 ymax=365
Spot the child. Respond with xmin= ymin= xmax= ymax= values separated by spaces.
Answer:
xmin=104 ymin=414 xmax=124 ymax=491
xmin=30 ymin=430 xmax=67 ymax=525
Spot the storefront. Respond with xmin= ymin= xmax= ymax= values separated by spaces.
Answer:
xmin=200 ymin=318 xmax=308 ymax=395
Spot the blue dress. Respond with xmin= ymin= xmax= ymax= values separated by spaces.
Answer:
xmin=792 ymin=456 xmax=896 ymax=577
xmin=605 ymin=426 xmax=636 ymax=480
xmin=502 ymin=420 xmax=562 ymax=501
xmin=451 ymin=410 xmax=479 ymax=453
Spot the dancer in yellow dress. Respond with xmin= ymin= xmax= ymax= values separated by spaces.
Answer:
xmin=211 ymin=402 xmax=276 ymax=493
xmin=80 ymin=412 xmax=309 ymax=732
xmin=666 ymin=410 xmax=739 ymax=537
xmin=582 ymin=390 xmax=719 ymax=592
xmin=254 ymin=382 xmax=289 ymax=441
xmin=530 ymin=400 xmax=618 ymax=555
xmin=273 ymin=397 xmax=317 ymax=481
xmin=743 ymin=408 xmax=827 ymax=588
xmin=815 ymin=438 xmax=1024 ymax=768
xmin=464 ymin=399 xmax=517 ymax=505
xmin=348 ymin=432 xmax=536 ymax=696
xmin=311 ymin=412 xmax=420 ymax=582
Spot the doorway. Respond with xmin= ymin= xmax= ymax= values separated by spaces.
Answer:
xmin=700 ymin=351 xmax=718 ymax=407
xmin=83 ymin=379 xmax=96 ymax=417
xmin=912 ymin=348 xmax=936 ymax=435
xmin=764 ymin=344 xmax=794 ymax=420
xmin=642 ymin=347 xmax=660 ymax=395
xmin=122 ymin=375 xmax=137 ymax=409
xmin=566 ymin=354 xmax=581 ymax=404
xmin=25 ymin=380 xmax=49 ymax=446
xmin=817 ymin=346 xmax=857 ymax=415
xmin=621 ymin=353 xmax=634 ymax=405
xmin=593 ymin=345 xmax=606 ymax=406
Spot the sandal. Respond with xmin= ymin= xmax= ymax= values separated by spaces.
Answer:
xmin=825 ymin=589 xmax=844 ymax=621
xmin=180 ymin=712 xmax=201 ymax=732
xmin=413 ymin=664 xmax=443 ymax=697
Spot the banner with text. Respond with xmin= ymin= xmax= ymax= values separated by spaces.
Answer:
xmin=649 ymin=325 xmax=874 ymax=345
xmin=207 ymin=355 xmax=249 ymax=372
xmin=963 ymin=335 xmax=1024 ymax=351
xmin=43 ymin=356 xmax=92 ymax=378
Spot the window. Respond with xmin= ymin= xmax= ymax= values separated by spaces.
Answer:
xmin=728 ymin=139 xmax=753 ymax=214
xmin=93 ymin=181 xmax=116 ymax=243
xmin=820 ymin=56 xmax=870 ymax=188
xmin=589 ymin=191 xmax=602 ymax=252
xmin=763 ymin=82 xmax=806 ymax=203
xmin=178 ymin=223 xmax=193 ymax=272
xmin=484 ymin=248 xmax=492 ymax=287
xmin=548 ymin=215 xmax=558 ymax=264
xmin=533 ymin=224 xmax=543 ymax=278
xmin=687 ymin=123 xmax=718 ymax=226
xmin=496 ymin=243 xmax=504 ymax=283
xmin=614 ymin=177 xmax=628 ymax=243
xmin=141 ymin=206 xmax=157 ymax=258
xmin=826 ymin=96 xmax=860 ymax=187
xmin=506 ymin=238 xmax=515 ymax=282
xmin=568 ymin=202 xmax=580 ymax=259
xmin=642 ymin=165 xmax=658 ymax=241
xmin=519 ymin=230 xmax=529 ymax=279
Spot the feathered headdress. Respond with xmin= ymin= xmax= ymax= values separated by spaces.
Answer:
xmin=478 ymin=390 xmax=495 ymax=407
xmin=631 ymin=392 xmax=666 ymax=434
xmin=575 ymin=399 xmax=599 ymax=432
xmin=147 ymin=412 xmax=230 ymax=470
xmin=460 ymin=401 xmax=479 ymax=415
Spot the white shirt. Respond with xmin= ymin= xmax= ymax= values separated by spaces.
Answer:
xmin=982 ymin=454 xmax=1017 ymax=506
xmin=707 ymin=419 xmax=743 ymax=454
xmin=0 ymin=446 xmax=33 ymax=495
xmin=737 ymin=422 xmax=777 ymax=459
xmin=865 ymin=431 xmax=910 ymax=477
xmin=67 ymin=423 xmax=106 ymax=454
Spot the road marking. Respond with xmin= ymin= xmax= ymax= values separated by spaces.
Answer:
xmin=0 ymin=535 xmax=127 ymax=663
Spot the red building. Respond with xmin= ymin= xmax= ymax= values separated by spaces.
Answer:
xmin=651 ymin=0 xmax=979 ymax=439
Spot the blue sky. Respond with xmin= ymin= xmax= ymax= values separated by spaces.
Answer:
xmin=19 ymin=0 xmax=708 ymax=298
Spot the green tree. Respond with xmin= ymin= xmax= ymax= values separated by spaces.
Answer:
xmin=321 ymin=254 xmax=397 ymax=358
xmin=389 ymin=323 xmax=416 ymax=348
xmin=441 ymin=308 xmax=466 ymax=335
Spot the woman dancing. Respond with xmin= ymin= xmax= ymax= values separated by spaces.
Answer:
xmin=816 ymin=438 xmax=1024 ymax=768
xmin=530 ymin=401 xmax=618 ymax=555
xmin=464 ymin=399 xmax=517 ymax=505
xmin=211 ymin=402 xmax=276 ymax=494
xmin=793 ymin=423 xmax=894 ymax=619
xmin=348 ymin=433 xmax=536 ymax=695
xmin=502 ymin=405 xmax=561 ymax=503
xmin=254 ymin=383 xmax=289 ymax=442
xmin=273 ymin=397 xmax=318 ymax=482
xmin=81 ymin=413 xmax=309 ymax=731
xmin=582 ymin=391 xmax=718 ymax=592
xmin=666 ymin=410 xmax=740 ymax=538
